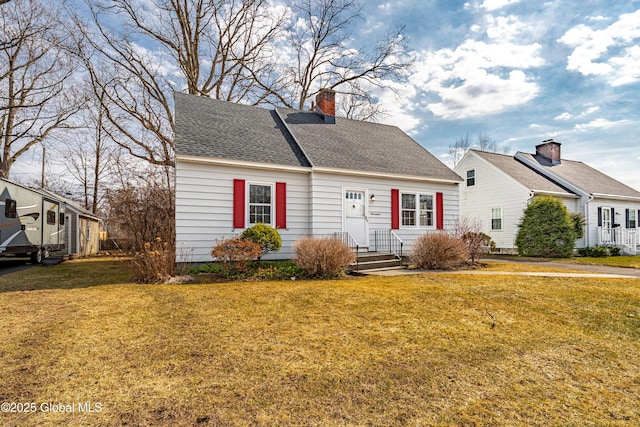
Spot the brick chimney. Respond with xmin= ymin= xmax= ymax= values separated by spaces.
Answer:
xmin=536 ymin=139 xmax=561 ymax=166
xmin=315 ymin=88 xmax=336 ymax=124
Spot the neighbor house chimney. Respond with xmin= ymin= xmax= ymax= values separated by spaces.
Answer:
xmin=536 ymin=139 xmax=561 ymax=165
xmin=315 ymin=88 xmax=336 ymax=124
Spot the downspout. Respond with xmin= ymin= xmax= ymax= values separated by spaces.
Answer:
xmin=584 ymin=195 xmax=594 ymax=247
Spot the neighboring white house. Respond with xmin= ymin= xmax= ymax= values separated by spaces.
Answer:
xmin=456 ymin=140 xmax=640 ymax=255
xmin=175 ymin=89 xmax=463 ymax=262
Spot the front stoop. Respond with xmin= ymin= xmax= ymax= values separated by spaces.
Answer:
xmin=348 ymin=252 xmax=406 ymax=273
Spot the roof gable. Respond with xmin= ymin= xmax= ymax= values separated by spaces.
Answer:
xmin=467 ymin=150 xmax=574 ymax=195
xmin=517 ymin=152 xmax=640 ymax=199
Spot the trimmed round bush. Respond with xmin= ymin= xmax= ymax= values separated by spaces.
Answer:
xmin=241 ymin=223 xmax=282 ymax=259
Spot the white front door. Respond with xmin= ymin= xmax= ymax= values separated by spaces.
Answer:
xmin=344 ymin=190 xmax=368 ymax=247
xmin=602 ymin=207 xmax=612 ymax=242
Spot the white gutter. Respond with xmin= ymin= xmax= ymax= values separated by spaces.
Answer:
xmin=311 ymin=166 xmax=463 ymax=184
xmin=590 ymin=193 xmax=640 ymax=202
xmin=176 ymin=155 xmax=312 ymax=173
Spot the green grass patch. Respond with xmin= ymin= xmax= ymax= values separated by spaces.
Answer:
xmin=1 ymin=261 xmax=639 ymax=426
xmin=0 ymin=257 xmax=133 ymax=292
xmin=187 ymin=260 xmax=305 ymax=281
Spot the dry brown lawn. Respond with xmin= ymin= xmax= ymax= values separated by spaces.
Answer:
xmin=1 ymin=258 xmax=639 ymax=426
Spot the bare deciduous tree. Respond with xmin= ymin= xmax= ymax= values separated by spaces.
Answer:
xmin=448 ymin=134 xmax=472 ymax=167
xmin=0 ymin=0 xmax=82 ymax=179
xmin=448 ymin=133 xmax=511 ymax=167
xmin=269 ymin=0 xmax=412 ymax=117
xmin=70 ymin=0 xmax=287 ymax=173
xmin=57 ymin=86 xmax=116 ymax=213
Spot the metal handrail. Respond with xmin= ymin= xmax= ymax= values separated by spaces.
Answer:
xmin=373 ymin=229 xmax=404 ymax=265
xmin=334 ymin=231 xmax=360 ymax=270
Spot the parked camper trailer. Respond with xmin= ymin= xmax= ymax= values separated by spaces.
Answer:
xmin=0 ymin=178 xmax=66 ymax=263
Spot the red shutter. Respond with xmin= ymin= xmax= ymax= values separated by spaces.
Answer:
xmin=436 ymin=192 xmax=444 ymax=230
xmin=391 ymin=189 xmax=399 ymax=229
xmin=233 ymin=179 xmax=245 ymax=229
xmin=276 ymin=182 xmax=286 ymax=229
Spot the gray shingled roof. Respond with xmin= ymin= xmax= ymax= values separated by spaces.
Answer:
xmin=175 ymin=92 xmax=310 ymax=167
xmin=277 ymin=108 xmax=461 ymax=180
xmin=518 ymin=152 xmax=640 ymax=198
xmin=471 ymin=150 xmax=575 ymax=195
xmin=175 ymin=92 xmax=461 ymax=181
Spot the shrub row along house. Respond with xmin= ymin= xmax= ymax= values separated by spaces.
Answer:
xmin=455 ymin=140 xmax=640 ymax=255
xmin=174 ymin=90 xmax=462 ymax=262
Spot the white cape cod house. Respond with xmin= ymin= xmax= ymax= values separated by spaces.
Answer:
xmin=455 ymin=140 xmax=640 ymax=255
xmin=175 ymin=90 xmax=462 ymax=262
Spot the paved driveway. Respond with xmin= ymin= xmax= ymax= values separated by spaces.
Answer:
xmin=0 ymin=257 xmax=36 ymax=276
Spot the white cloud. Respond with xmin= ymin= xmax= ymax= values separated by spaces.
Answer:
xmin=409 ymin=40 xmax=543 ymax=119
xmin=480 ymin=0 xmax=520 ymax=12
xmin=573 ymin=118 xmax=629 ymax=131
xmin=374 ymin=83 xmax=421 ymax=134
xmin=559 ymin=9 xmax=640 ymax=86
xmin=554 ymin=105 xmax=600 ymax=121
xmin=485 ymin=15 xmax=526 ymax=41
xmin=555 ymin=112 xmax=573 ymax=121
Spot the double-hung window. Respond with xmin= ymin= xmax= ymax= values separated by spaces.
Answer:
xmin=466 ymin=169 xmax=475 ymax=186
xmin=248 ymin=183 xmax=272 ymax=225
xmin=401 ymin=193 xmax=434 ymax=227
xmin=491 ymin=207 xmax=502 ymax=231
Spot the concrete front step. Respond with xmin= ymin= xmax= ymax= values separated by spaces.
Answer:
xmin=349 ymin=252 xmax=405 ymax=271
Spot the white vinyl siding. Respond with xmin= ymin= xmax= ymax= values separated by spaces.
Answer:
xmin=176 ymin=162 xmax=310 ymax=261
xmin=311 ymin=171 xmax=458 ymax=252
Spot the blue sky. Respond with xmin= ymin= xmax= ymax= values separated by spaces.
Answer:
xmin=354 ymin=0 xmax=640 ymax=190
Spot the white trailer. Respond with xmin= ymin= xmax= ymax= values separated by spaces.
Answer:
xmin=0 ymin=178 xmax=66 ymax=263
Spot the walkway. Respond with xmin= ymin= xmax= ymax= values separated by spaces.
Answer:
xmin=364 ymin=258 xmax=640 ymax=279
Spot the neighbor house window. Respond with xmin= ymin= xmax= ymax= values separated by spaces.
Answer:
xmin=401 ymin=193 xmax=434 ymax=227
xmin=59 ymin=212 xmax=65 ymax=226
xmin=5 ymin=199 xmax=16 ymax=218
xmin=628 ymin=209 xmax=637 ymax=228
xmin=466 ymin=169 xmax=475 ymax=186
xmin=47 ymin=210 xmax=56 ymax=225
xmin=491 ymin=207 xmax=502 ymax=230
xmin=248 ymin=183 xmax=272 ymax=225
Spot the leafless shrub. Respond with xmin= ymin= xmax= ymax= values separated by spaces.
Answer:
xmin=452 ymin=216 xmax=495 ymax=264
xmin=293 ymin=237 xmax=356 ymax=278
xmin=130 ymin=237 xmax=175 ymax=283
xmin=211 ymin=237 xmax=262 ymax=274
xmin=411 ymin=232 xmax=468 ymax=270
